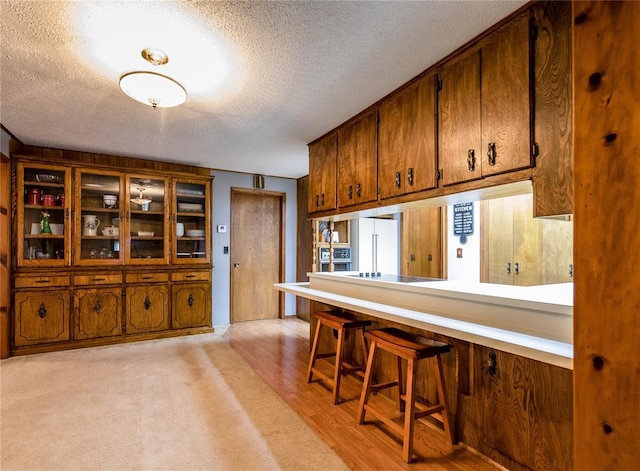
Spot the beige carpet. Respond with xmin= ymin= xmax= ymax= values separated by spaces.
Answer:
xmin=0 ymin=330 xmax=348 ymax=471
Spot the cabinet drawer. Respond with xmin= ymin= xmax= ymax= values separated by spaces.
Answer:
xmin=171 ymin=271 xmax=211 ymax=282
xmin=125 ymin=272 xmax=169 ymax=283
xmin=74 ymin=274 xmax=122 ymax=286
xmin=15 ymin=275 xmax=71 ymax=289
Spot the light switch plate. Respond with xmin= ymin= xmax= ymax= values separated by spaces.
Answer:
xmin=217 ymin=225 xmax=227 ymax=233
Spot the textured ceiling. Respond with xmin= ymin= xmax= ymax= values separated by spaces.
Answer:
xmin=0 ymin=0 xmax=527 ymax=178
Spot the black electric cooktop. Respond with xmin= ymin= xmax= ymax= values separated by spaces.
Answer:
xmin=347 ymin=273 xmax=444 ymax=283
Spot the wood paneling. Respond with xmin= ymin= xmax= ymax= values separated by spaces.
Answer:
xmin=532 ymin=1 xmax=573 ymax=217
xmin=400 ymin=206 xmax=443 ymax=278
xmin=14 ymin=290 xmax=70 ymax=346
xmin=125 ymin=284 xmax=169 ymax=334
xmin=296 ymin=176 xmax=311 ymax=321
xmin=573 ymin=1 xmax=640 ymax=468
xmin=73 ymin=288 xmax=122 ymax=339
xmin=171 ymin=283 xmax=211 ymax=329
xmin=0 ymin=155 xmax=9 ymax=358
xmin=308 ymin=134 xmax=337 ymax=213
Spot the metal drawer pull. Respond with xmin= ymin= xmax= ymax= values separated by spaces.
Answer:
xmin=38 ymin=303 xmax=47 ymax=319
xmin=34 ymin=279 xmax=51 ymax=284
xmin=141 ymin=276 xmax=154 ymax=280
xmin=91 ymin=277 xmax=106 ymax=282
xmin=467 ymin=149 xmax=476 ymax=171
xmin=407 ymin=167 xmax=414 ymax=186
xmin=487 ymin=142 xmax=497 ymax=166
xmin=187 ymin=294 xmax=194 ymax=307
xmin=185 ymin=274 xmax=196 ymax=279
xmin=144 ymin=296 xmax=151 ymax=310
xmin=395 ymin=172 xmax=401 ymax=188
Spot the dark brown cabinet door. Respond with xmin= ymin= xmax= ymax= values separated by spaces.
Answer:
xmin=172 ymin=283 xmax=211 ymax=329
xmin=379 ymin=73 xmax=438 ymax=199
xmin=337 ymin=109 xmax=378 ymax=207
xmin=481 ymin=11 xmax=532 ymax=177
xmin=125 ymin=285 xmax=169 ymax=334
xmin=14 ymin=291 xmax=70 ymax=346
xmin=439 ymin=48 xmax=483 ymax=186
xmin=74 ymin=288 xmax=122 ymax=339
xmin=308 ymin=132 xmax=337 ymax=213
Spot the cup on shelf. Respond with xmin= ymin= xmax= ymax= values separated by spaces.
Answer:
xmin=103 ymin=194 xmax=117 ymax=208
xmin=176 ymin=223 xmax=184 ymax=238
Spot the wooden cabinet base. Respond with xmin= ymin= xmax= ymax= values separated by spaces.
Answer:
xmin=10 ymin=326 xmax=214 ymax=356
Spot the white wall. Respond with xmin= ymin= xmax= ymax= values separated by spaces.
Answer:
xmin=1 ymin=128 xmax=11 ymax=156
xmin=447 ymin=202 xmax=481 ymax=282
xmin=210 ymin=170 xmax=298 ymax=328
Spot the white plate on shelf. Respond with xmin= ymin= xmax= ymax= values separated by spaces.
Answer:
xmin=136 ymin=231 xmax=155 ymax=237
xmin=178 ymin=203 xmax=203 ymax=212
xmin=186 ymin=229 xmax=205 ymax=237
xmin=179 ymin=189 xmax=204 ymax=195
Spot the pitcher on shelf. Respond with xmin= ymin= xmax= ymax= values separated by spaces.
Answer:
xmin=83 ymin=214 xmax=100 ymax=236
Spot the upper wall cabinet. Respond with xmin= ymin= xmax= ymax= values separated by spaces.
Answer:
xmin=439 ymin=11 xmax=532 ymax=186
xmin=378 ymin=72 xmax=438 ymax=200
xmin=337 ymin=109 xmax=378 ymax=208
xmin=308 ymin=132 xmax=337 ymax=214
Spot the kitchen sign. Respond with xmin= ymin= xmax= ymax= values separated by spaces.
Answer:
xmin=453 ymin=202 xmax=474 ymax=244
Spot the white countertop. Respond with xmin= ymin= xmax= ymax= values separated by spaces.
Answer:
xmin=275 ymin=273 xmax=573 ymax=370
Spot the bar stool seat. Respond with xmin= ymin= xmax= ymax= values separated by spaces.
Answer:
xmin=307 ymin=310 xmax=371 ymax=404
xmin=356 ymin=327 xmax=453 ymax=463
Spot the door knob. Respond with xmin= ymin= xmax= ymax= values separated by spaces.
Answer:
xmin=234 ymin=262 xmax=240 ymax=267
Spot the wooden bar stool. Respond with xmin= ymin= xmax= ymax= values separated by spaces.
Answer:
xmin=356 ymin=327 xmax=453 ymax=463
xmin=307 ymin=310 xmax=372 ymax=405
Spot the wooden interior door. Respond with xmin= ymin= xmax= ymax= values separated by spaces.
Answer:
xmin=230 ymin=189 xmax=284 ymax=322
xmin=400 ymin=206 xmax=443 ymax=278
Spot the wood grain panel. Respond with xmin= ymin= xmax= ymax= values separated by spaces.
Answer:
xmin=171 ymin=283 xmax=211 ymax=329
xmin=230 ymin=189 xmax=283 ymax=322
xmin=73 ymin=288 xmax=122 ymax=339
xmin=125 ymin=284 xmax=169 ymax=333
xmin=308 ymin=134 xmax=337 ymax=213
xmin=14 ymin=290 xmax=70 ymax=346
xmin=296 ymin=176 xmax=311 ymax=321
xmin=378 ymin=73 xmax=437 ymax=199
xmin=337 ymin=110 xmax=378 ymax=207
xmin=439 ymin=48 xmax=483 ymax=186
xmin=532 ymin=1 xmax=573 ymax=217
xmin=573 ymin=1 xmax=640 ymax=468
xmin=480 ymin=11 xmax=532 ymax=177
xmin=400 ymin=206 xmax=443 ymax=278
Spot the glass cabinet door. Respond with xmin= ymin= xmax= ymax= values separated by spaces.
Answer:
xmin=17 ymin=163 xmax=70 ymax=267
xmin=173 ymin=178 xmax=211 ymax=264
xmin=75 ymin=169 xmax=124 ymax=265
xmin=126 ymin=175 xmax=169 ymax=264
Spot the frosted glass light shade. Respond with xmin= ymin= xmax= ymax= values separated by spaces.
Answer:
xmin=119 ymin=71 xmax=186 ymax=108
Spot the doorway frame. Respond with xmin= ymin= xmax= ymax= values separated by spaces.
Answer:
xmin=229 ymin=187 xmax=286 ymax=323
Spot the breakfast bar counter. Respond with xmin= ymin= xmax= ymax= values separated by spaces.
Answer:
xmin=275 ymin=272 xmax=573 ymax=369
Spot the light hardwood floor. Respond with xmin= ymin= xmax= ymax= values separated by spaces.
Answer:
xmin=223 ymin=317 xmax=501 ymax=471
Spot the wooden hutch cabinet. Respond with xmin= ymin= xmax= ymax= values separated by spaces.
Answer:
xmin=10 ymin=150 xmax=213 ymax=355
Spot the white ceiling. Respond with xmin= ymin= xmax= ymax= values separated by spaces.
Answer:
xmin=0 ymin=0 xmax=526 ymax=179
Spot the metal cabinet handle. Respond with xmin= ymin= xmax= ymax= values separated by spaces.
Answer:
xmin=34 ymin=279 xmax=51 ymax=284
xmin=506 ymin=262 xmax=511 ymax=274
xmin=93 ymin=300 xmax=102 ymax=313
xmin=355 ymin=183 xmax=361 ymax=197
xmin=144 ymin=296 xmax=151 ymax=310
xmin=407 ymin=167 xmax=414 ymax=186
xmin=514 ymin=262 xmax=520 ymax=275
xmin=187 ymin=294 xmax=194 ymax=307
xmin=467 ymin=149 xmax=476 ymax=172
xmin=141 ymin=276 xmax=154 ymax=280
xmin=395 ymin=172 xmax=401 ymax=188
xmin=185 ymin=274 xmax=196 ymax=279
xmin=321 ymin=193 xmax=324 ymax=206
xmin=38 ymin=303 xmax=47 ymax=319
xmin=487 ymin=142 xmax=497 ymax=166
xmin=91 ymin=277 xmax=106 ymax=282
xmin=348 ymin=185 xmax=353 ymax=199
xmin=315 ymin=194 xmax=319 ymax=207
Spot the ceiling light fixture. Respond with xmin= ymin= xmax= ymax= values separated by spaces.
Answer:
xmin=119 ymin=48 xmax=186 ymax=109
